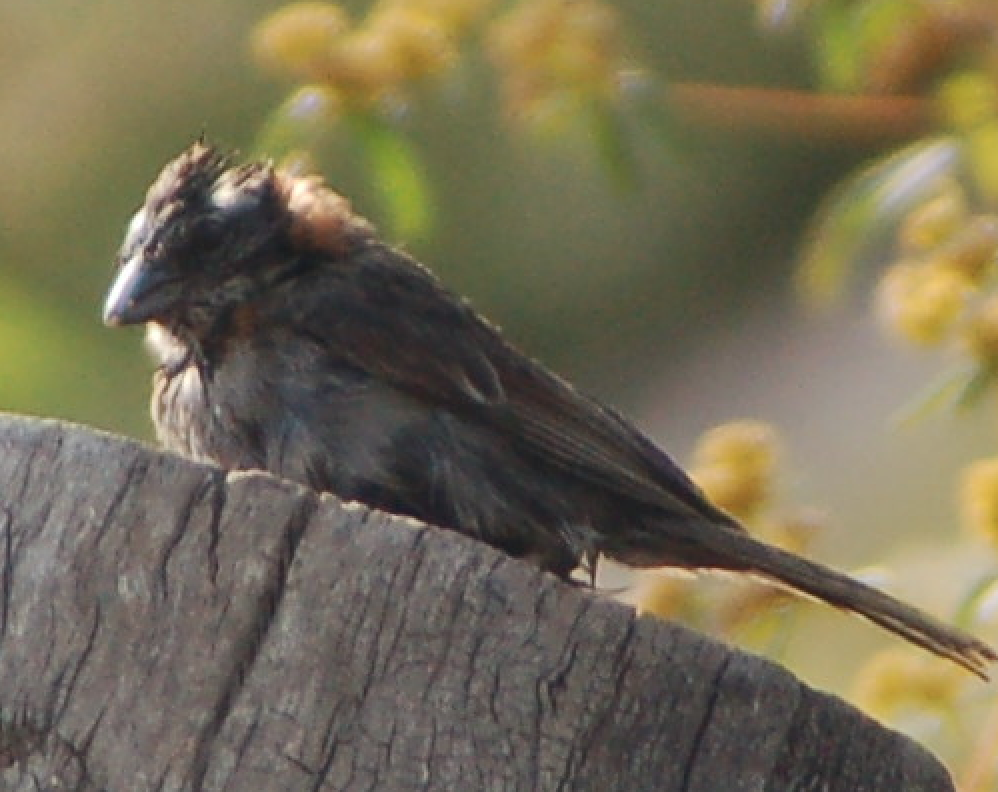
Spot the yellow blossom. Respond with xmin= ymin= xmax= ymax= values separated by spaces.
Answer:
xmin=898 ymin=185 xmax=968 ymax=254
xmin=691 ymin=422 xmax=778 ymax=520
xmin=636 ymin=573 xmax=698 ymax=622
xmin=252 ymin=3 xmax=350 ymax=80
xmin=853 ymin=647 xmax=964 ymax=719
xmin=937 ymin=72 xmax=998 ymax=131
xmin=368 ymin=7 xmax=456 ymax=80
xmin=960 ymin=456 xmax=998 ymax=547
xmin=756 ymin=513 xmax=822 ymax=556
xmin=875 ymin=261 xmax=971 ymax=346
xmin=378 ymin=0 xmax=494 ymax=34
xmin=967 ymin=121 xmax=998 ymax=204
xmin=926 ymin=214 xmax=998 ymax=284
xmin=488 ymin=0 xmax=621 ymax=113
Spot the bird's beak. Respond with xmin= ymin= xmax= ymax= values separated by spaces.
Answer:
xmin=103 ymin=254 xmax=176 ymax=326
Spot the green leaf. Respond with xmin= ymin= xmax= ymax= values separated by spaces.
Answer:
xmin=586 ymin=98 xmax=639 ymax=190
xmin=798 ymin=180 xmax=877 ymax=306
xmin=890 ymin=361 xmax=995 ymax=428
xmin=252 ymin=84 xmax=341 ymax=163
xmin=814 ymin=0 xmax=863 ymax=91
xmin=798 ymin=137 xmax=962 ymax=306
xmin=814 ymin=0 xmax=922 ymax=92
xmin=622 ymin=70 xmax=690 ymax=169
xmin=954 ymin=571 xmax=998 ymax=629
xmin=346 ymin=112 xmax=434 ymax=240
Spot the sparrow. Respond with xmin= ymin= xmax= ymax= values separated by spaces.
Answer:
xmin=104 ymin=142 xmax=996 ymax=677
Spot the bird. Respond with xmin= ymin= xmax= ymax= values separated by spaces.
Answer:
xmin=104 ymin=141 xmax=996 ymax=677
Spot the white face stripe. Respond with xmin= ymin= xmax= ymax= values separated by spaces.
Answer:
xmin=210 ymin=173 xmax=256 ymax=212
xmin=124 ymin=207 xmax=147 ymax=249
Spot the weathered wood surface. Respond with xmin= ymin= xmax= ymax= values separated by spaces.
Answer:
xmin=0 ymin=413 xmax=955 ymax=791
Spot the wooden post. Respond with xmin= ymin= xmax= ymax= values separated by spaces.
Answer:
xmin=0 ymin=414 xmax=955 ymax=791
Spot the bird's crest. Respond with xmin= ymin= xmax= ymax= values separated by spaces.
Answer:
xmin=144 ymin=141 xmax=231 ymax=214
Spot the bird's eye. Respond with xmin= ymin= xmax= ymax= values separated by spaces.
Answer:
xmin=190 ymin=219 xmax=225 ymax=255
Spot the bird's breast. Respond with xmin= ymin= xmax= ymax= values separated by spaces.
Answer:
xmin=145 ymin=322 xmax=229 ymax=465
xmin=151 ymin=358 xmax=214 ymax=462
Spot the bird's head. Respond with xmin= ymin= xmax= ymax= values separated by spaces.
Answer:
xmin=103 ymin=141 xmax=371 ymax=333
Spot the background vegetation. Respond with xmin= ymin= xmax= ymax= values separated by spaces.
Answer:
xmin=2 ymin=0 xmax=996 ymax=783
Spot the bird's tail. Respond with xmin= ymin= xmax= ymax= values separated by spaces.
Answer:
xmin=625 ymin=524 xmax=997 ymax=678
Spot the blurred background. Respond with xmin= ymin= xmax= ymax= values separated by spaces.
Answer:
xmin=2 ymin=0 xmax=996 ymax=739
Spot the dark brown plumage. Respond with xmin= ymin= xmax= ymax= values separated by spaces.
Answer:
xmin=104 ymin=142 xmax=996 ymax=676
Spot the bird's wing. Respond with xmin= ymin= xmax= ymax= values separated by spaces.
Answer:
xmin=500 ymin=357 xmax=733 ymax=522
xmin=292 ymin=247 xmax=732 ymax=523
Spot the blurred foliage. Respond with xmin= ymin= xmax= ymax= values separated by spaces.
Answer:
xmin=782 ymin=7 xmax=998 ymax=772
xmin=796 ymin=3 xmax=998 ymax=419
xmin=250 ymin=0 xmax=679 ymax=231
xmin=3 ymin=0 xmax=998 ymax=780
xmin=639 ymin=420 xmax=998 ymax=785
xmin=777 ymin=3 xmax=998 ymax=782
